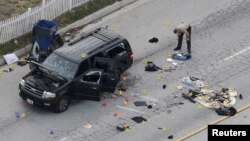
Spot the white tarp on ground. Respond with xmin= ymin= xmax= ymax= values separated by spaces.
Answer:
xmin=195 ymin=88 xmax=237 ymax=109
xmin=3 ymin=53 xmax=19 ymax=65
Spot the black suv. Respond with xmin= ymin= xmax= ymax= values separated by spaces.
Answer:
xmin=19 ymin=28 xmax=133 ymax=113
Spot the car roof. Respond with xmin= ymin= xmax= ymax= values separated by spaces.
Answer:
xmin=54 ymin=28 xmax=124 ymax=64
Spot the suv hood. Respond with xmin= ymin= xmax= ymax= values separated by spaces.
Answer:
xmin=25 ymin=61 xmax=68 ymax=92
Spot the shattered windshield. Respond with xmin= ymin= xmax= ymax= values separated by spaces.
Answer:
xmin=42 ymin=53 xmax=78 ymax=79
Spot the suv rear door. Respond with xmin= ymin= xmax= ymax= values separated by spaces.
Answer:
xmin=94 ymin=57 xmax=119 ymax=93
xmin=73 ymin=69 xmax=103 ymax=101
xmin=106 ymin=40 xmax=133 ymax=73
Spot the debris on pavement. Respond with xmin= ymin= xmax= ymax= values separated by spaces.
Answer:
xmin=182 ymin=92 xmax=196 ymax=103
xmin=148 ymin=37 xmax=159 ymax=43
xmin=145 ymin=61 xmax=162 ymax=71
xmin=178 ymin=102 xmax=184 ymax=105
xmin=113 ymin=112 xmax=119 ymax=118
xmin=181 ymin=77 xmax=193 ymax=86
xmin=3 ymin=53 xmax=19 ymax=65
xmin=134 ymin=101 xmax=148 ymax=106
xmin=101 ymin=101 xmax=107 ymax=107
xmin=3 ymin=68 xmax=14 ymax=72
xmin=49 ymin=130 xmax=55 ymax=135
xmin=158 ymin=127 xmax=168 ymax=132
xmin=84 ymin=123 xmax=93 ymax=129
xmin=163 ymin=84 xmax=167 ymax=89
xmin=131 ymin=92 xmax=140 ymax=97
xmin=215 ymin=107 xmax=237 ymax=116
xmin=176 ymin=85 xmax=183 ymax=90
xmin=117 ymin=86 xmax=127 ymax=92
xmin=123 ymin=98 xmax=129 ymax=105
xmin=15 ymin=112 xmax=20 ymax=119
xmin=172 ymin=53 xmax=191 ymax=60
xmin=131 ymin=116 xmax=147 ymax=123
xmin=239 ymin=94 xmax=243 ymax=99
xmin=147 ymin=105 xmax=153 ymax=109
xmin=17 ymin=58 xmax=27 ymax=66
xmin=168 ymin=135 xmax=174 ymax=139
xmin=195 ymin=88 xmax=237 ymax=109
xmin=167 ymin=58 xmax=173 ymax=62
xmin=116 ymin=124 xmax=130 ymax=132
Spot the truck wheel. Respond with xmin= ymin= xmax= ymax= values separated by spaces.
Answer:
xmin=54 ymin=95 xmax=70 ymax=113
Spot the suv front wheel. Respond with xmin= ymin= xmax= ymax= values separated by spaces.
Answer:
xmin=54 ymin=95 xmax=70 ymax=113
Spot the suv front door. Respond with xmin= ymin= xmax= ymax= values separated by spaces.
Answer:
xmin=73 ymin=69 xmax=103 ymax=101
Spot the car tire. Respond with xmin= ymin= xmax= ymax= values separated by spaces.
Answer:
xmin=54 ymin=95 xmax=70 ymax=113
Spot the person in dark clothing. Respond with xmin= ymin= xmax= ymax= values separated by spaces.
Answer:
xmin=173 ymin=22 xmax=192 ymax=54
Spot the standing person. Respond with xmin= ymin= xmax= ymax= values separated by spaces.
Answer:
xmin=173 ymin=22 xmax=191 ymax=54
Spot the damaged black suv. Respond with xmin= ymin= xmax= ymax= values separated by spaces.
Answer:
xmin=19 ymin=28 xmax=133 ymax=113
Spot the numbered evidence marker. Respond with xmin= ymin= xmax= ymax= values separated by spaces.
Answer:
xmin=81 ymin=53 xmax=87 ymax=59
xmin=167 ymin=53 xmax=172 ymax=58
xmin=162 ymin=64 xmax=168 ymax=71
xmin=142 ymin=58 xmax=148 ymax=64
xmin=110 ymin=24 xmax=117 ymax=30
xmin=121 ymin=75 xmax=127 ymax=81
xmin=141 ymin=88 xmax=147 ymax=95
xmin=20 ymin=112 xmax=26 ymax=118
xmin=165 ymin=20 xmax=172 ymax=27
xmin=172 ymin=83 xmax=177 ymax=89
xmin=156 ymin=74 xmax=161 ymax=80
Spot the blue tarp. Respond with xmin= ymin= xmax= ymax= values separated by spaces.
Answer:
xmin=32 ymin=20 xmax=57 ymax=52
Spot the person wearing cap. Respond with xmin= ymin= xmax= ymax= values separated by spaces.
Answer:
xmin=173 ymin=22 xmax=191 ymax=54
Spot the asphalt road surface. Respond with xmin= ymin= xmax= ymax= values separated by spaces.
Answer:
xmin=0 ymin=0 xmax=250 ymax=141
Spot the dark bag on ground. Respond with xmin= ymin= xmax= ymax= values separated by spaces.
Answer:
xmin=215 ymin=107 xmax=237 ymax=116
xmin=145 ymin=61 xmax=161 ymax=71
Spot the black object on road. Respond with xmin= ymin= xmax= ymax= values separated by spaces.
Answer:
xmin=134 ymin=101 xmax=148 ymax=106
xmin=116 ymin=125 xmax=130 ymax=132
xmin=147 ymin=105 xmax=153 ymax=109
xmin=179 ymin=102 xmax=184 ymax=105
xmin=131 ymin=116 xmax=147 ymax=123
xmin=145 ymin=61 xmax=162 ymax=71
xmin=239 ymin=94 xmax=243 ymax=99
xmin=168 ymin=135 xmax=174 ymax=139
xmin=149 ymin=37 xmax=159 ymax=43
xmin=163 ymin=84 xmax=166 ymax=89
xmin=215 ymin=107 xmax=237 ymax=116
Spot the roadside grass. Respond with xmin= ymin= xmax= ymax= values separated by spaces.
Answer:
xmin=0 ymin=0 xmax=119 ymax=56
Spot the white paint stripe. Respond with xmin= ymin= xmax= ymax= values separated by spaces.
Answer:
xmin=117 ymin=105 xmax=145 ymax=114
xmin=58 ymin=137 xmax=68 ymax=141
xmin=141 ymin=96 xmax=159 ymax=102
xmin=223 ymin=46 xmax=250 ymax=61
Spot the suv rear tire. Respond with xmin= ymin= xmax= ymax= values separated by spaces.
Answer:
xmin=54 ymin=95 xmax=70 ymax=113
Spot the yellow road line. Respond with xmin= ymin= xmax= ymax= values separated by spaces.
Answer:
xmin=175 ymin=103 xmax=250 ymax=141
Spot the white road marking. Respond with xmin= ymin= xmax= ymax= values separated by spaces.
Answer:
xmin=117 ymin=105 xmax=145 ymax=114
xmin=223 ymin=46 xmax=250 ymax=61
xmin=141 ymin=96 xmax=159 ymax=102
xmin=58 ymin=137 xmax=68 ymax=141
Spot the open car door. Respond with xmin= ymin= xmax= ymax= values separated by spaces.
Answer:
xmin=94 ymin=57 xmax=119 ymax=93
xmin=74 ymin=69 xmax=103 ymax=101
